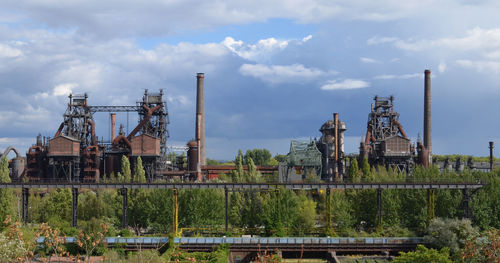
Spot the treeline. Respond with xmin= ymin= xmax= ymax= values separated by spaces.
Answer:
xmin=0 ymin=151 xmax=499 ymax=238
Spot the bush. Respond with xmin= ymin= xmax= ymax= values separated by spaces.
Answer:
xmin=424 ymin=217 xmax=478 ymax=255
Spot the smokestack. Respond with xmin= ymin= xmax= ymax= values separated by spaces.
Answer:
xmin=334 ymin=113 xmax=339 ymax=179
xmin=111 ymin=113 xmax=116 ymax=141
xmin=489 ymin=141 xmax=494 ymax=171
xmin=196 ymin=73 xmax=206 ymax=166
xmin=424 ymin=69 xmax=432 ymax=164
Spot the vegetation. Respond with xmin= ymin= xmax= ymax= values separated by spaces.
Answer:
xmin=0 ymin=149 xmax=499 ymax=261
xmin=393 ymin=245 xmax=452 ymax=263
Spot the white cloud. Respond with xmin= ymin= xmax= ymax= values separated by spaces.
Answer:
xmin=53 ymin=83 xmax=77 ymax=96
xmin=302 ymin=35 xmax=313 ymax=42
xmin=321 ymin=79 xmax=370 ymax=90
xmin=371 ymin=27 xmax=500 ymax=52
xmin=456 ymin=59 xmax=500 ymax=73
xmin=239 ymin=63 xmax=328 ymax=84
xmin=438 ymin=62 xmax=447 ymax=73
xmin=0 ymin=43 xmax=23 ymax=58
xmin=360 ymin=57 xmax=379 ymax=63
xmin=1 ymin=1 xmax=447 ymax=38
xmin=374 ymin=73 xmax=421 ymax=80
xmin=367 ymin=36 xmax=399 ymax=45
xmin=223 ymin=36 xmax=288 ymax=62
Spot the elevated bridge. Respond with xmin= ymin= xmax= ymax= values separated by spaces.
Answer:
xmin=7 ymin=181 xmax=485 ymax=232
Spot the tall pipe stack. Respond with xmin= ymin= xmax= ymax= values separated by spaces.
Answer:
xmin=489 ymin=141 xmax=494 ymax=171
xmin=196 ymin=73 xmax=206 ymax=166
xmin=424 ymin=69 xmax=432 ymax=165
xmin=111 ymin=113 xmax=116 ymax=141
xmin=334 ymin=113 xmax=339 ymax=179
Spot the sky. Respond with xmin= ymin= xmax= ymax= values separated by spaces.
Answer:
xmin=1 ymin=0 xmax=500 ymax=160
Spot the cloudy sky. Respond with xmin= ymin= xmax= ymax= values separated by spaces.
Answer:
xmin=1 ymin=0 xmax=500 ymax=160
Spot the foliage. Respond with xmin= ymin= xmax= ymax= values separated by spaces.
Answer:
xmin=393 ymin=245 xmax=452 ymax=263
xmin=461 ymin=228 xmax=500 ymax=263
xmin=0 ymin=156 xmax=13 ymax=225
xmin=0 ymin=231 xmax=26 ymax=262
xmin=274 ymin=154 xmax=288 ymax=163
xmin=291 ymin=192 xmax=317 ymax=235
xmin=163 ymin=243 xmax=229 ymax=263
xmin=128 ymin=189 xmax=154 ymax=234
xmin=30 ymin=188 xmax=72 ymax=228
xmin=330 ymin=190 xmax=354 ymax=233
xmin=37 ymin=223 xmax=71 ymax=261
xmin=76 ymin=220 xmax=108 ymax=262
xmin=244 ymin=149 xmax=273 ymax=166
xmin=471 ymin=175 xmax=500 ymax=230
xmin=179 ymin=189 xmax=224 ymax=229
xmin=121 ymin=155 xmax=131 ymax=183
xmin=361 ymin=157 xmax=372 ymax=180
xmin=133 ymin=157 xmax=146 ymax=183
xmin=347 ymin=158 xmax=360 ymax=182
xmin=424 ymin=217 xmax=478 ymax=255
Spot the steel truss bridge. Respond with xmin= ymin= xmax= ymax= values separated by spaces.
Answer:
xmin=5 ymin=181 xmax=485 ymax=235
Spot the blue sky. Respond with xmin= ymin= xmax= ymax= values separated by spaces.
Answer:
xmin=0 ymin=1 xmax=500 ymax=160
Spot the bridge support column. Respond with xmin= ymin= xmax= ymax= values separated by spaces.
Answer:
xmin=121 ymin=188 xmax=128 ymax=229
xmin=377 ymin=188 xmax=382 ymax=227
xmin=326 ymin=188 xmax=333 ymax=234
xmin=72 ymin=188 xmax=78 ymax=227
xmin=173 ymin=189 xmax=178 ymax=235
xmin=22 ymin=188 xmax=29 ymax=223
xmin=224 ymin=188 xmax=228 ymax=232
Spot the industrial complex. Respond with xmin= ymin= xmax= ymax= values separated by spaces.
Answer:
xmin=0 ymin=69 xmax=496 ymax=183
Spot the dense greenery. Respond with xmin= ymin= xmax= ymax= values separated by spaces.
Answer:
xmin=0 ymin=151 xmax=499 ymax=261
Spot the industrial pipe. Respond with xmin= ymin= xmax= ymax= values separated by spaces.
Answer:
xmin=334 ymin=113 xmax=339 ymax=179
xmin=87 ymin=119 xmax=96 ymax=145
xmin=393 ymin=119 xmax=408 ymax=139
xmin=127 ymin=104 xmax=163 ymax=140
xmin=196 ymin=113 xmax=202 ymax=181
xmin=3 ymin=146 xmax=20 ymax=159
xmin=424 ymin=69 xmax=432 ymax=164
xmin=112 ymin=135 xmax=132 ymax=149
xmin=54 ymin=122 xmax=65 ymax=137
xmin=489 ymin=141 xmax=494 ymax=171
xmin=196 ymin=73 xmax=206 ymax=166
xmin=111 ymin=113 xmax=116 ymax=141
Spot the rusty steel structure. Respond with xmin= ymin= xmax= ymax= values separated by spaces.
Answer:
xmin=26 ymin=90 xmax=170 ymax=182
xmin=360 ymin=96 xmax=414 ymax=173
xmin=316 ymin=113 xmax=347 ymax=180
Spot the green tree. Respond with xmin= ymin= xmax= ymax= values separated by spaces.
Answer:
xmin=133 ymin=157 xmax=146 ymax=183
xmin=393 ymin=245 xmax=452 ymax=263
xmin=116 ymin=172 xmax=123 ymax=183
xmin=128 ymin=190 xmax=153 ymax=234
xmin=291 ymin=192 xmax=317 ymax=236
xmin=121 ymin=155 xmax=131 ymax=183
xmin=424 ymin=217 xmax=478 ymax=255
xmin=149 ymin=189 xmax=173 ymax=233
xmin=0 ymin=156 xmax=13 ymax=224
xmin=330 ymin=190 xmax=354 ymax=233
xmin=361 ymin=157 xmax=372 ymax=180
xmin=230 ymin=151 xmax=244 ymax=183
xmin=471 ymin=175 xmax=500 ymax=230
xmin=347 ymin=158 xmax=360 ymax=182
xmin=246 ymin=157 xmax=260 ymax=183
xmin=244 ymin=149 xmax=272 ymax=166
xmin=274 ymin=154 xmax=288 ymax=163
xmin=179 ymin=189 xmax=224 ymax=229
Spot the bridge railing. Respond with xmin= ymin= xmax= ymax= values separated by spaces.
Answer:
xmin=36 ymin=236 xmax=424 ymax=245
